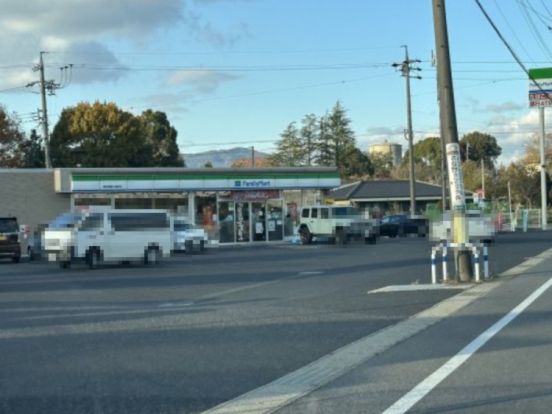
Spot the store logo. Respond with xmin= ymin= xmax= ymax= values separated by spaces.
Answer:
xmin=235 ymin=179 xmax=271 ymax=188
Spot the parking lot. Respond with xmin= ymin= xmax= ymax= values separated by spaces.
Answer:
xmin=0 ymin=232 xmax=551 ymax=414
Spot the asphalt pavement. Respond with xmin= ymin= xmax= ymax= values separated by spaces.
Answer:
xmin=0 ymin=231 xmax=550 ymax=414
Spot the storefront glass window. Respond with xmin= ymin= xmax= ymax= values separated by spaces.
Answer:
xmin=195 ymin=195 xmax=218 ymax=240
xmin=267 ymin=200 xmax=283 ymax=241
xmin=155 ymin=197 xmax=188 ymax=214
xmin=218 ymin=201 xmax=235 ymax=243
xmin=115 ymin=198 xmax=153 ymax=209
xmin=234 ymin=202 xmax=250 ymax=242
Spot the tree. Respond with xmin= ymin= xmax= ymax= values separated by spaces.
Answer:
xmin=460 ymin=131 xmax=501 ymax=168
xmin=139 ymin=109 xmax=183 ymax=167
xmin=503 ymin=162 xmax=540 ymax=207
xmin=370 ymin=152 xmax=394 ymax=179
xmin=341 ymin=146 xmax=373 ymax=178
xmin=20 ymin=129 xmax=45 ymax=168
xmin=50 ymin=101 xmax=182 ymax=168
xmin=0 ymin=105 xmax=26 ymax=167
xmin=269 ymin=122 xmax=305 ymax=166
xmin=401 ymin=136 xmax=443 ymax=183
xmin=300 ymin=113 xmax=318 ymax=166
xmin=231 ymin=157 xmax=273 ymax=168
xmin=315 ymin=114 xmax=334 ymax=167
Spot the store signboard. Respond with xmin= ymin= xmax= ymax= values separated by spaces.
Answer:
xmin=71 ymin=174 xmax=340 ymax=192
xmin=529 ymin=67 xmax=552 ymax=107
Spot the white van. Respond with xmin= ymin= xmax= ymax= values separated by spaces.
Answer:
xmin=44 ymin=209 xmax=172 ymax=269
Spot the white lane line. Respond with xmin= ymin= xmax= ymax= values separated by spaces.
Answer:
xmin=368 ymin=284 xmax=471 ymax=294
xmin=382 ymin=276 xmax=552 ymax=414
xmin=200 ymin=282 xmax=498 ymax=414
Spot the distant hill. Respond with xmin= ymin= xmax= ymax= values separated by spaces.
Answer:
xmin=182 ymin=147 xmax=270 ymax=168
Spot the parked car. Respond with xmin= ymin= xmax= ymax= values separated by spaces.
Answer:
xmin=43 ymin=209 xmax=172 ymax=269
xmin=171 ymin=217 xmax=208 ymax=253
xmin=0 ymin=217 xmax=21 ymax=262
xmin=379 ymin=214 xmax=428 ymax=238
xmin=298 ymin=205 xmax=379 ymax=245
xmin=27 ymin=224 xmax=47 ymax=260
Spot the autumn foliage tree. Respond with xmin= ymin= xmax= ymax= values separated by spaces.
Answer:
xmin=50 ymin=101 xmax=183 ymax=167
xmin=0 ymin=105 xmax=26 ymax=167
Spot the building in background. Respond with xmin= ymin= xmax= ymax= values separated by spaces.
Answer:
xmin=368 ymin=141 xmax=403 ymax=166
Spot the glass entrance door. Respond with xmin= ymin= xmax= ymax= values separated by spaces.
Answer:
xmin=251 ymin=202 xmax=266 ymax=242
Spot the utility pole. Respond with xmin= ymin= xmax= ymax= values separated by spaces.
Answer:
xmin=433 ymin=50 xmax=448 ymax=211
xmin=481 ymin=158 xmax=485 ymax=200
xmin=251 ymin=146 xmax=255 ymax=168
xmin=539 ymin=107 xmax=547 ymax=230
xmin=433 ymin=0 xmax=472 ymax=282
xmin=38 ymin=52 xmax=52 ymax=169
xmin=393 ymin=45 xmax=421 ymax=216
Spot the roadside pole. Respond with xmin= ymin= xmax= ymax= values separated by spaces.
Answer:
xmin=539 ymin=107 xmax=547 ymax=230
xmin=432 ymin=0 xmax=472 ymax=282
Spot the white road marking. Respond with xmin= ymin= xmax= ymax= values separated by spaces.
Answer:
xmin=297 ymin=271 xmax=323 ymax=276
xmin=382 ymin=276 xmax=552 ymax=414
xmin=368 ymin=284 xmax=472 ymax=294
xmin=200 ymin=282 xmax=498 ymax=414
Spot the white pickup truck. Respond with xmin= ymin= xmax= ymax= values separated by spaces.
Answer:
xmin=298 ymin=205 xmax=379 ymax=245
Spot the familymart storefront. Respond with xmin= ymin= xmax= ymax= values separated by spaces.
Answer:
xmin=55 ymin=167 xmax=340 ymax=244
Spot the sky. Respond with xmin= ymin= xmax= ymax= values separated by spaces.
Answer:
xmin=0 ymin=0 xmax=551 ymax=164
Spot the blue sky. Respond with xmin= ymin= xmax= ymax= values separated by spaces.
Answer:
xmin=1 ymin=0 xmax=551 ymax=163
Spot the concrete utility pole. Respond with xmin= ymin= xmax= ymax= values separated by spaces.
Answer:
xmin=539 ymin=107 xmax=547 ymax=230
xmin=433 ymin=50 xmax=448 ymax=211
xmin=251 ymin=146 xmax=255 ymax=168
xmin=432 ymin=0 xmax=473 ymax=282
xmin=38 ymin=52 xmax=52 ymax=169
xmin=393 ymin=46 xmax=421 ymax=216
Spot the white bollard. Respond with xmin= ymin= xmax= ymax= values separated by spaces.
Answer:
xmin=483 ymin=244 xmax=489 ymax=279
xmin=431 ymin=248 xmax=437 ymax=284
xmin=442 ymin=243 xmax=448 ymax=281
xmin=473 ymin=246 xmax=480 ymax=283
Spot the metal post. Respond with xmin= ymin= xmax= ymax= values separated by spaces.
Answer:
xmin=251 ymin=146 xmax=255 ymax=168
xmin=508 ymin=180 xmax=514 ymax=231
xmin=483 ymin=244 xmax=489 ymax=279
xmin=431 ymin=247 xmax=438 ymax=284
xmin=473 ymin=246 xmax=480 ymax=282
xmin=442 ymin=242 xmax=448 ymax=281
xmin=539 ymin=106 xmax=547 ymax=230
xmin=433 ymin=0 xmax=472 ymax=281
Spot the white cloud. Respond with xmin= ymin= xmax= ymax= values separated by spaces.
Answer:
xmin=166 ymin=70 xmax=240 ymax=93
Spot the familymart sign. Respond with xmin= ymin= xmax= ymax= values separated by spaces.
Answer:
xmin=529 ymin=67 xmax=552 ymax=107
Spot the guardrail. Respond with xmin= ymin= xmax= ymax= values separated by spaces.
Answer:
xmin=431 ymin=242 xmax=489 ymax=284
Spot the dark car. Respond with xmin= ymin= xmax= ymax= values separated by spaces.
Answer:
xmin=379 ymin=214 xmax=428 ymax=238
xmin=0 ymin=217 xmax=21 ymax=262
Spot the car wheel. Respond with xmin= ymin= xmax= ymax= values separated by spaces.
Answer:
xmin=88 ymin=248 xmax=100 ymax=269
xmin=299 ymin=227 xmax=312 ymax=245
xmin=12 ymin=255 xmax=20 ymax=263
xmin=27 ymin=247 xmax=34 ymax=261
xmin=365 ymin=235 xmax=377 ymax=245
xmin=59 ymin=260 xmax=71 ymax=269
xmin=199 ymin=240 xmax=205 ymax=253
xmin=144 ymin=247 xmax=160 ymax=265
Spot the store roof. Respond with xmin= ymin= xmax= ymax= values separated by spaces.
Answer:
xmin=329 ymin=180 xmax=472 ymax=201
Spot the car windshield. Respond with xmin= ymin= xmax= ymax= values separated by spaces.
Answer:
xmin=48 ymin=213 xmax=83 ymax=229
xmin=0 ymin=218 xmax=18 ymax=233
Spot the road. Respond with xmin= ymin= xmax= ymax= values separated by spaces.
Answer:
xmin=0 ymin=231 xmax=550 ymax=414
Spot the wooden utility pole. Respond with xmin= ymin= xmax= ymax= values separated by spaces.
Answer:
xmin=38 ymin=52 xmax=52 ymax=169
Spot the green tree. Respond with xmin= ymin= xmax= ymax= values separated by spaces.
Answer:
xmin=139 ymin=109 xmax=183 ymax=167
xmin=20 ymin=129 xmax=45 ymax=168
xmin=270 ymin=122 xmax=305 ymax=166
xmin=503 ymin=162 xmax=540 ymax=207
xmin=341 ymin=146 xmax=373 ymax=178
xmin=370 ymin=152 xmax=394 ymax=178
xmin=0 ymin=105 xmax=26 ymax=167
xmin=460 ymin=131 xmax=501 ymax=168
xmin=401 ymin=137 xmax=443 ymax=183
xmin=50 ymin=101 xmax=177 ymax=167
xmin=300 ymin=113 xmax=318 ymax=166
xmin=315 ymin=114 xmax=334 ymax=166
